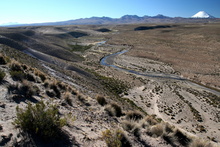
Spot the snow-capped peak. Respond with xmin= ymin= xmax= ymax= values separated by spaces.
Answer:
xmin=191 ymin=11 xmax=215 ymax=18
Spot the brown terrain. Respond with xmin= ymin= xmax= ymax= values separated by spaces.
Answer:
xmin=0 ymin=23 xmax=219 ymax=147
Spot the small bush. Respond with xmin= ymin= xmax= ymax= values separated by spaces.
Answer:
xmin=20 ymin=80 xmax=38 ymax=98
xmin=148 ymin=124 xmax=164 ymax=137
xmin=122 ymin=120 xmax=136 ymax=132
xmin=10 ymin=70 xmax=25 ymax=81
xmin=10 ymin=61 xmax=23 ymax=71
xmin=46 ymin=90 xmax=56 ymax=98
xmin=102 ymin=129 xmax=131 ymax=147
xmin=57 ymin=82 xmax=67 ymax=91
xmin=8 ymin=81 xmax=39 ymax=99
xmin=142 ymin=115 xmax=158 ymax=128
xmin=105 ymin=103 xmax=123 ymax=117
xmin=96 ymin=95 xmax=107 ymax=106
xmin=63 ymin=92 xmax=73 ymax=106
xmin=174 ymin=129 xmax=191 ymax=146
xmin=126 ymin=111 xmax=143 ymax=121
xmin=50 ymin=84 xmax=61 ymax=98
xmin=14 ymin=101 xmax=66 ymax=140
xmin=164 ymin=122 xmax=175 ymax=134
xmin=0 ymin=55 xmax=7 ymax=65
xmin=25 ymin=73 xmax=35 ymax=82
xmin=0 ymin=70 xmax=6 ymax=81
xmin=122 ymin=120 xmax=140 ymax=137
xmin=162 ymin=133 xmax=177 ymax=146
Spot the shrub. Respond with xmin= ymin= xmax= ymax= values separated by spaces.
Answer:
xmin=50 ymin=84 xmax=61 ymax=98
xmin=126 ymin=111 xmax=143 ymax=121
xmin=174 ymin=129 xmax=191 ymax=146
xmin=10 ymin=61 xmax=23 ymax=71
xmin=10 ymin=70 xmax=25 ymax=81
xmin=20 ymin=80 xmax=39 ymax=98
xmin=14 ymin=101 xmax=66 ymax=140
xmin=25 ymin=73 xmax=35 ymax=82
xmin=122 ymin=120 xmax=136 ymax=132
xmin=105 ymin=103 xmax=123 ymax=117
xmin=0 ymin=55 xmax=7 ymax=65
xmin=63 ymin=92 xmax=73 ymax=106
xmin=163 ymin=122 xmax=175 ymax=134
xmin=46 ymin=90 xmax=56 ymax=98
xmin=102 ymin=129 xmax=131 ymax=147
xmin=0 ymin=70 xmax=6 ymax=81
xmin=96 ymin=95 xmax=107 ymax=106
xmin=142 ymin=115 xmax=158 ymax=128
xmin=148 ymin=124 xmax=164 ymax=137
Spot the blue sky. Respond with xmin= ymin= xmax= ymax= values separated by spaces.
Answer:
xmin=0 ymin=0 xmax=219 ymax=24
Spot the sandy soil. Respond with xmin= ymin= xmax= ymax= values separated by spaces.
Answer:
xmin=112 ymin=52 xmax=220 ymax=143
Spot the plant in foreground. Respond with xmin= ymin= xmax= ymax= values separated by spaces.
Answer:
xmin=14 ymin=101 xmax=66 ymax=140
xmin=102 ymin=129 xmax=131 ymax=147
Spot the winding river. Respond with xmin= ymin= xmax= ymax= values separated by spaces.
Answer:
xmin=100 ymin=50 xmax=220 ymax=96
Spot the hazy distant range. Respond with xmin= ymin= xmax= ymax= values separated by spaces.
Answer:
xmin=3 ymin=14 xmax=220 ymax=27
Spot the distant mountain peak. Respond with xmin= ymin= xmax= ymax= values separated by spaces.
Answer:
xmin=152 ymin=14 xmax=170 ymax=19
xmin=191 ymin=11 xmax=215 ymax=18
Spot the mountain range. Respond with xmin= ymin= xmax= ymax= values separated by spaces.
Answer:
xmin=1 ymin=11 xmax=219 ymax=27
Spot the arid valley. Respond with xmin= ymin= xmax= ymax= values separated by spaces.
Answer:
xmin=0 ymin=22 xmax=220 ymax=147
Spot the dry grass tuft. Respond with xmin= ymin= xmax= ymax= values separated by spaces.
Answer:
xmin=174 ymin=129 xmax=191 ymax=146
xmin=105 ymin=103 xmax=123 ymax=117
xmin=126 ymin=110 xmax=143 ymax=121
xmin=0 ymin=54 xmax=8 ymax=65
xmin=122 ymin=120 xmax=136 ymax=132
xmin=34 ymin=69 xmax=46 ymax=82
xmin=142 ymin=115 xmax=158 ymax=128
xmin=102 ymin=129 xmax=131 ymax=147
xmin=147 ymin=123 xmax=164 ymax=137
xmin=63 ymin=92 xmax=73 ymax=106
xmin=96 ymin=95 xmax=107 ymax=106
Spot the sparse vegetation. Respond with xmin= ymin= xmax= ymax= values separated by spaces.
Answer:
xmin=174 ymin=129 xmax=191 ymax=146
xmin=96 ymin=95 xmax=107 ymax=106
xmin=125 ymin=111 xmax=143 ymax=121
xmin=0 ymin=70 xmax=6 ymax=81
xmin=10 ymin=70 xmax=25 ymax=81
xmin=105 ymin=103 xmax=123 ymax=117
xmin=147 ymin=123 xmax=164 ymax=137
xmin=14 ymin=101 xmax=67 ymax=140
xmin=0 ymin=54 xmax=8 ymax=65
xmin=102 ymin=129 xmax=131 ymax=147
xmin=69 ymin=44 xmax=92 ymax=52
xmin=0 ymin=23 xmax=219 ymax=147
xmin=63 ymin=92 xmax=73 ymax=106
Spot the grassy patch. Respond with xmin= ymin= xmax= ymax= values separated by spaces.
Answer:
xmin=69 ymin=44 xmax=92 ymax=52
xmin=120 ymin=98 xmax=147 ymax=115
xmin=83 ymin=68 xmax=130 ymax=96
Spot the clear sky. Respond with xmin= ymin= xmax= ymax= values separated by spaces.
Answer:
xmin=0 ymin=0 xmax=219 ymax=24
